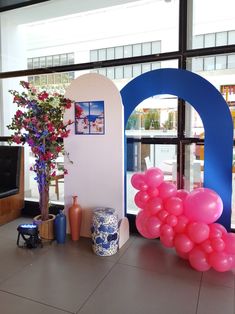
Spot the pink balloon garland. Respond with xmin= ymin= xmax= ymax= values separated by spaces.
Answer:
xmin=132 ymin=167 xmax=235 ymax=272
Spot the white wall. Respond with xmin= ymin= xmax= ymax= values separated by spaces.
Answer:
xmin=64 ymin=73 xmax=124 ymax=237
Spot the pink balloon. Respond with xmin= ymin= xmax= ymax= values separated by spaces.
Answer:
xmin=160 ymin=224 xmax=174 ymax=237
xmin=147 ymin=197 xmax=163 ymax=215
xmin=223 ymin=233 xmax=235 ymax=254
xmin=174 ymin=215 xmax=189 ymax=233
xmin=166 ymin=214 xmax=178 ymax=227
xmin=146 ymin=215 xmax=162 ymax=238
xmin=165 ymin=196 xmax=184 ymax=216
xmin=209 ymin=251 xmax=233 ymax=272
xmin=200 ymin=239 xmax=213 ymax=254
xmin=176 ymin=189 xmax=189 ymax=202
xmin=189 ymin=247 xmax=211 ymax=271
xmin=157 ymin=209 xmax=169 ymax=222
xmin=211 ymin=238 xmax=225 ymax=252
xmin=158 ymin=181 xmax=177 ymax=200
xmin=160 ymin=234 xmax=174 ymax=248
xmin=134 ymin=191 xmax=150 ymax=209
xmin=210 ymin=223 xmax=227 ymax=237
xmin=184 ymin=188 xmax=223 ymax=224
xmin=131 ymin=173 xmax=146 ymax=190
xmin=174 ymin=234 xmax=194 ymax=253
xmin=187 ymin=222 xmax=210 ymax=244
xmin=145 ymin=167 xmax=164 ymax=188
xmin=147 ymin=187 xmax=159 ymax=198
xmin=135 ymin=210 xmax=155 ymax=239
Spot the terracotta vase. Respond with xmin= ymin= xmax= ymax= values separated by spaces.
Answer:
xmin=68 ymin=196 xmax=82 ymax=241
xmin=33 ymin=214 xmax=56 ymax=240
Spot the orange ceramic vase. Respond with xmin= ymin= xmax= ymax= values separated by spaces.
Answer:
xmin=68 ymin=196 xmax=82 ymax=241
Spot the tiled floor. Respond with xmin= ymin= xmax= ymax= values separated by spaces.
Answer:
xmin=0 ymin=217 xmax=234 ymax=314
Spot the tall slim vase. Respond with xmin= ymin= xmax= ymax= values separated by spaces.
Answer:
xmin=68 ymin=196 xmax=82 ymax=241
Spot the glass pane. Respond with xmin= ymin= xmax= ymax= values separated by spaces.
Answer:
xmin=98 ymin=49 xmax=106 ymax=61
xmin=107 ymin=67 xmax=114 ymax=79
xmin=142 ymin=42 xmax=151 ymax=55
xmin=189 ymin=0 xmax=235 ymax=49
xmin=107 ymin=47 xmax=115 ymax=60
xmin=215 ymin=55 xmax=227 ymax=70
xmin=124 ymin=45 xmax=132 ymax=58
xmin=124 ymin=66 xmax=132 ymax=78
xmin=191 ymin=58 xmax=203 ymax=72
xmin=133 ymin=43 xmax=142 ymax=56
xmin=133 ymin=64 xmax=142 ymax=77
xmin=53 ymin=55 xmax=60 ymax=66
xmin=184 ymin=144 xmax=204 ymax=191
xmin=27 ymin=58 xmax=33 ymax=69
xmin=39 ymin=57 xmax=46 ymax=68
xmin=60 ymin=54 xmax=67 ymax=65
xmin=46 ymin=56 xmax=53 ymax=67
xmin=204 ymin=33 xmax=215 ymax=48
xmin=142 ymin=63 xmax=151 ymax=73
xmin=115 ymin=46 xmax=123 ymax=59
xmin=204 ymin=56 xmax=215 ymax=71
xmin=152 ymin=41 xmax=161 ymax=54
xmin=216 ymin=32 xmax=227 ymax=46
xmin=115 ymin=66 xmax=123 ymax=79
xmin=187 ymin=54 xmax=235 ymax=141
xmin=151 ymin=62 xmax=161 ymax=70
xmin=126 ymin=143 xmax=177 ymax=214
xmin=33 ymin=58 xmax=39 ymax=68
xmin=68 ymin=53 xmax=74 ymax=64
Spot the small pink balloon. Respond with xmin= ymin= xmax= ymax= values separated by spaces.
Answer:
xmin=187 ymin=222 xmax=210 ymax=244
xmin=174 ymin=233 xmax=194 ymax=253
xmin=147 ymin=197 xmax=163 ymax=215
xmin=209 ymin=251 xmax=233 ymax=272
xmin=160 ymin=224 xmax=174 ymax=237
xmin=165 ymin=196 xmax=184 ymax=216
xmin=200 ymin=239 xmax=213 ymax=254
xmin=166 ymin=214 xmax=178 ymax=227
xmin=158 ymin=181 xmax=177 ymax=200
xmin=157 ymin=209 xmax=169 ymax=222
xmin=145 ymin=167 xmax=164 ymax=188
xmin=160 ymin=234 xmax=174 ymax=248
xmin=174 ymin=215 xmax=189 ymax=233
xmin=135 ymin=210 xmax=155 ymax=239
xmin=134 ymin=191 xmax=150 ymax=209
xmin=211 ymin=238 xmax=225 ymax=252
xmin=210 ymin=223 xmax=227 ymax=237
xmin=223 ymin=233 xmax=235 ymax=254
xmin=184 ymin=188 xmax=223 ymax=224
xmin=176 ymin=189 xmax=189 ymax=202
xmin=131 ymin=173 xmax=146 ymax=190
xmin=189 ymin=247 xmax=211 ymax=271
xmin=146 ymin=216 xmax=162 ymax=238
xmin=147 ymin=187 xmax=159 ymax=198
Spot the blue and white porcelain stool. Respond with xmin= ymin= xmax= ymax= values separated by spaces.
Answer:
xmin=91 ymin=207 xmax=119 ymax=256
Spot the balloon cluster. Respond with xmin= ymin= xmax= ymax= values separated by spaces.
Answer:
xmin=131 ymin=167 xmax=235 ymax=272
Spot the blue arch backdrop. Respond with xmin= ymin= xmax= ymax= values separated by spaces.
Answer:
xmin=120 ymin=68 xmax=233 ymax=230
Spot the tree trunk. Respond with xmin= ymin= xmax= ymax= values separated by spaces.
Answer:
xmin=39 ymin=184 xmax=49 ymax=221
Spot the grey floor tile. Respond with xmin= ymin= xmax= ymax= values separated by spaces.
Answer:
xmin=78 ymin=263 xmax=200 ymax=314
xmin=0 ymin=290 xmax=70 ymax=314
xmin=118 ymin=236 xmax=202 ymax=281
xmin=197 ymin=282 xmax=234 ymax=314
xmin=0 ymin=237 xmax=49 ymax=283
xmin=202 ymin=268 xmax=235 ymax=288
xmin=0 ymin=247 xmax=115 ymax=313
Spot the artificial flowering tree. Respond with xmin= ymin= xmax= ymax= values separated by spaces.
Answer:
xmin=7 ymin=81 xmax=74 ymax=221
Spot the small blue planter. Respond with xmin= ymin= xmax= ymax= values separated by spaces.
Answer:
xmin=54 ymin=210 xmax=67 ymax=244
xmin=91 ymin=208 xmax=119 ymax=256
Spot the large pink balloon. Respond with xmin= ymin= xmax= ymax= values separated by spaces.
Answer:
xmin=134 ymin=191 xmax=150 ymax=209
xmin=145 ymin=167 xmax=164 ymax=188
xmin=165 ymin=196 xmax=184 ymax=216
xmin=174 ymin=234 xmax=194 ymax=253
xmin=187 ymin=222 xmax=210 ymax=244
xmin=210 ymin=223 xmax=227 ymax=238
xmin=209 ymin=251 xmax=233 ymax=272
xmin=147 ymin=197 xmax=163 ymax=215
xmin=131 ymin=173 xmax=146 ymax=190
xmin=146 ymin=216 xmax=162 ymax=238
xmin=184 ymin=188 xmax=223 ymax=224
xmin=189 ymin=247 xmax=211 ymax=271
xmin=158 ymin=181 xmax=177 ymax=200
xmin=135 ymin=210 xmax=155 ymax=239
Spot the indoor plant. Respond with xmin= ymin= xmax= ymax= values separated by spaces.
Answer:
xmin=7 ymin=81 xmax=73 ymax=237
